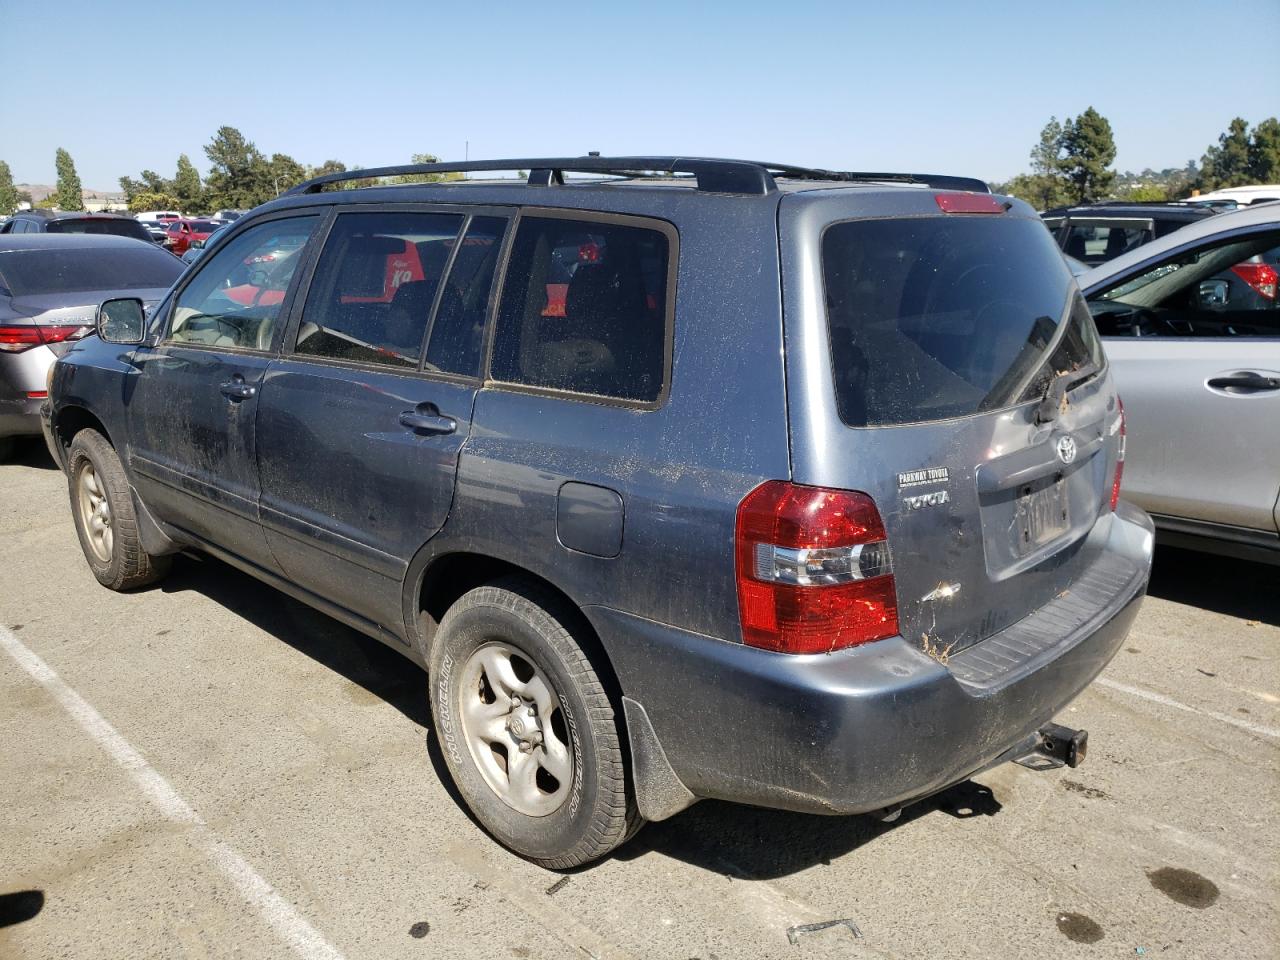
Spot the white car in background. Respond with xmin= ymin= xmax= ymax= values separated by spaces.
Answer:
xmin=1080 ymin=203 xmax=1280 ymax=563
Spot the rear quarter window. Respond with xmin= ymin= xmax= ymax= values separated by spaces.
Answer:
xmin=490 ymin=215 xmax=673 ymax=404
xmin=822 ymin=215 xmax=1102 ymax=427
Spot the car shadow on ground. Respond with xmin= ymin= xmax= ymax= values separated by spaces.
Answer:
xmin=158 ymin=554 xmax=431 ymax=730
xmin=1148 ymin=543 xmax=1280 ymax=626
xmin=6 ymin=437 xmax=58 ymax=471
xmin=612 ymin=779 xmax=1001 ymax=879
xmin=156 ymin=552 xmax=1008 ymax=879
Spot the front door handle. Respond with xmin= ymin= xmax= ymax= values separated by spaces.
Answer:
xmin=1206 ymin=372 xmax=1280 ymax=394
xmin=399 ymin=405 xmax=457 ymax=436
xmin=220 ymin=375 xmax=256 ymax=400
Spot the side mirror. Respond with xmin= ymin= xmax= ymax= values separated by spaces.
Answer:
xmin=1197 ymin=279 xmax=1229 ymax=309
xmin=190 ymin=238 xmax=205 ymax=249
xmin=97 ymin=298 xmax=146 ymax=344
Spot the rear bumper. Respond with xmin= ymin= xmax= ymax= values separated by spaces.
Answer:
xmin=588 ymin=502 xmax=1154 ymax=818
xmin=0 ymin=399 xmax=44 ymax=438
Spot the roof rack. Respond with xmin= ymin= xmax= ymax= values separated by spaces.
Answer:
xmin=287 ymin=156 xmax=990 ymax=198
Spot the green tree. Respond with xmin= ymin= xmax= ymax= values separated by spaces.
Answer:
xmin=1248 ymin=117 xmax=1280 ymax=183
xmin=204 ymin=125 xmax=267 ymax=209
xmin=1019 ymin=117 xmax=1072 ymax=209
xmin=0 ymin=161 xmax=18 ymax=216
xmin=391 ymin=153 xmax=464 ymax=185
xmin=128 ymin=191 xmax=182 ymax=214
xmin=54 ymin=147 xmax=84 ymax=210
xmin=1198 ymin=117 xmax=1253 ymax=190
xmin=172 ymin=154 xmax=205 ymax=212
xmin=118 ymin=169 xmax=170 ymax=201
xmin=1059 ymin=107 xmax=1116 ymax=203
xmin=263 ymin=152 xmax=307 ymax=197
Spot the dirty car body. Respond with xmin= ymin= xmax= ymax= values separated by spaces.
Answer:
xmin=44 ymin=158 xmax=1153 ymax=864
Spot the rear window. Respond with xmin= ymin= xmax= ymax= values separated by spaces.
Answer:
xmin=822 ymin=216 xmax=1102 ymax=427
xmin=47 ymin=218 xmax=150 ymax=241
xmin=0 ymin=246 xmax=183 ymax=297
xmin=190 ymin=221 xmax=219 ymax=232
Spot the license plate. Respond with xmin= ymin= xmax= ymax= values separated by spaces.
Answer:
xmin=1014 ymin=477 xmax=1069 ymax=554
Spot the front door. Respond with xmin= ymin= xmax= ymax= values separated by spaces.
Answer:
xmin=1088 ymin=226 xmax=1280 ymax=533
xmin=128 ymin=213 xmax=323 ymax=569
xmin=256 ymin=209 xmax=508 ymax=632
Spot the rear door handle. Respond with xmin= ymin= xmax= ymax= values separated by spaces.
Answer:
xmin=1206 ymin=372 xmax=1280 ymax=393
xmin=399 ymin=407 xmax=457 ymax=436
xmin=219 ymin=375 xmax=257 ymax=400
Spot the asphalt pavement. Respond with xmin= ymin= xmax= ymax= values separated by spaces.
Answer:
xmin=1 ymin=437 xmax=1276 ymax=960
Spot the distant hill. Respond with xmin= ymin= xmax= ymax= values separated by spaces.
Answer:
xmin=17 ymin=183 xmax=126 ymax=202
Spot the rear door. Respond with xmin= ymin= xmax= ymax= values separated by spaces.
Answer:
xmin=128 ymin=213 xmax=322 ymax=568
xmin=256 ymin=207 xmax=508 ymax=630
xmin=781 ymin=192 xmax=1122 ymax=654
xmin=1085 ymin=225 xmax=1280 ymax=534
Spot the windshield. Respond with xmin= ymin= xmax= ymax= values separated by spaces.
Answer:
xmin=822 ymin=215 xmax=1103 ymax=427
xmin=0 ymin=246 xmax=183 ymax=296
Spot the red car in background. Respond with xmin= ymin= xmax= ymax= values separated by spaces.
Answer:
xmin=165 ymin=218 xmax=220 ymax=256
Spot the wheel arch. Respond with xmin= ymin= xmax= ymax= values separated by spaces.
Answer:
xmin=407 ymin=550 xmax=624 ymax=704
xmin=53 ymin=404 xmax=113 ymax=454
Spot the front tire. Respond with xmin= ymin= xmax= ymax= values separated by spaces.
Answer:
xmin=67 ymin=429 xmax=171 ymax=590
xmin=429 ymin=579 xmax=638 ymax=868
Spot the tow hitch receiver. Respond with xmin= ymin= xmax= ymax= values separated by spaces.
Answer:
xmin=1014 ymin=723 xmax=1088 ymax=770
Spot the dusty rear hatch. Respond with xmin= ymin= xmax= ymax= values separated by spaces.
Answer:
xmin=780 ymin=188 xmax=1124 ymax=655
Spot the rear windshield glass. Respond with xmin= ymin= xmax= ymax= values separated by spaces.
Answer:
xmin=0 ymin=247 xmax=183 ymax=296
xmin=822 ymin=216 xmax=1102 ymax=427
xmin=190 ymin=221 xmax=218 ymax=232
xmin=47 ymin=218 xmax=148 ymax=240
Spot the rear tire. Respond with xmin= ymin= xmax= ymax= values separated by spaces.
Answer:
xmin=429 ymin=579 xmax=639 ymax=868
xmin=0 ymin=437 xmax=14 ymax=462
xmin=67 ymin=429 xmax=171 ymax=590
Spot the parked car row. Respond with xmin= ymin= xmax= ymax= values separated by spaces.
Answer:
xmin=2 ymin=209 xmax=247 ymax=255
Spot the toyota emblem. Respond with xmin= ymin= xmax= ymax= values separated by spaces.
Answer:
xmin=1056 ymin=435 xmax=1078 ymax=464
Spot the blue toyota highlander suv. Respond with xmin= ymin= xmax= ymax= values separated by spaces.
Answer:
xmin=43 ymin=157 xmax=1153 ymax=867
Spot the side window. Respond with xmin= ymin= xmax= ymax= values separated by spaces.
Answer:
xmin=425 ymin=216 xmax=506 ymax=377
xmin=168 ymin=216 xmax=318 ymax=350
xmin=296 ymin=211 xmax=463 ymax=369
xmin=1090 ymin=230 xmax=1280 ymax=338
xmin=491 ymin=216 xmax=671 ymax=403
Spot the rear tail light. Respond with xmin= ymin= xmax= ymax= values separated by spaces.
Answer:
xmin=1230 ymin=262 xmax=1278 ymax=300
xmin=1109 ymin=398 xmax=1126 ymax=511
xmin=735 ymin=481 xmax=899 ymax=654
xmin=0 ymin=324 xmax=94 ymax=353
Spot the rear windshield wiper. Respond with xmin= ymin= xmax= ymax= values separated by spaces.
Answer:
xmin=1035 ymin=359 xmax=1100 ymax=424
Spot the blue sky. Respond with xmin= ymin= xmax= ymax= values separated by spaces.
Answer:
xmin=2 ymin=0 xmax=1277 ymax=190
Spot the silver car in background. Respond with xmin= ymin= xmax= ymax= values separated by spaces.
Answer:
xmin=1080 ymin=203 xmax=1280 ymax=563
xmin=0 ymin=235 xmax=184 ymax=460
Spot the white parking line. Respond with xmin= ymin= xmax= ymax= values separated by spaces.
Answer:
xmin=0 ymin=625 xmax=347 ymax=960
xmin=1096 ymin=676 xmax=1280 ymax=740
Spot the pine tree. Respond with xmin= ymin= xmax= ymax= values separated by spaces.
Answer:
xmin=204 ymin=126 xmax=266 ymax=209
xmin=54 ymin=148 xmax=84 ymax=211
xmin=0 ymin=161 xmax=18 ymax=216
xmin=173 ymin=154 xmax=204 ymax=213
xmin=1247 ymin=117 xmax=1280 ymax=184
xmin=1059 ymin=108 xmax=1116 ymax=203
xmin=1199 ymin=118 xmax=1253 ymax=189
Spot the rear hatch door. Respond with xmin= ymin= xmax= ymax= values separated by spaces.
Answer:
xmin=781 ymin=190 xmax=1124 ymax=654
